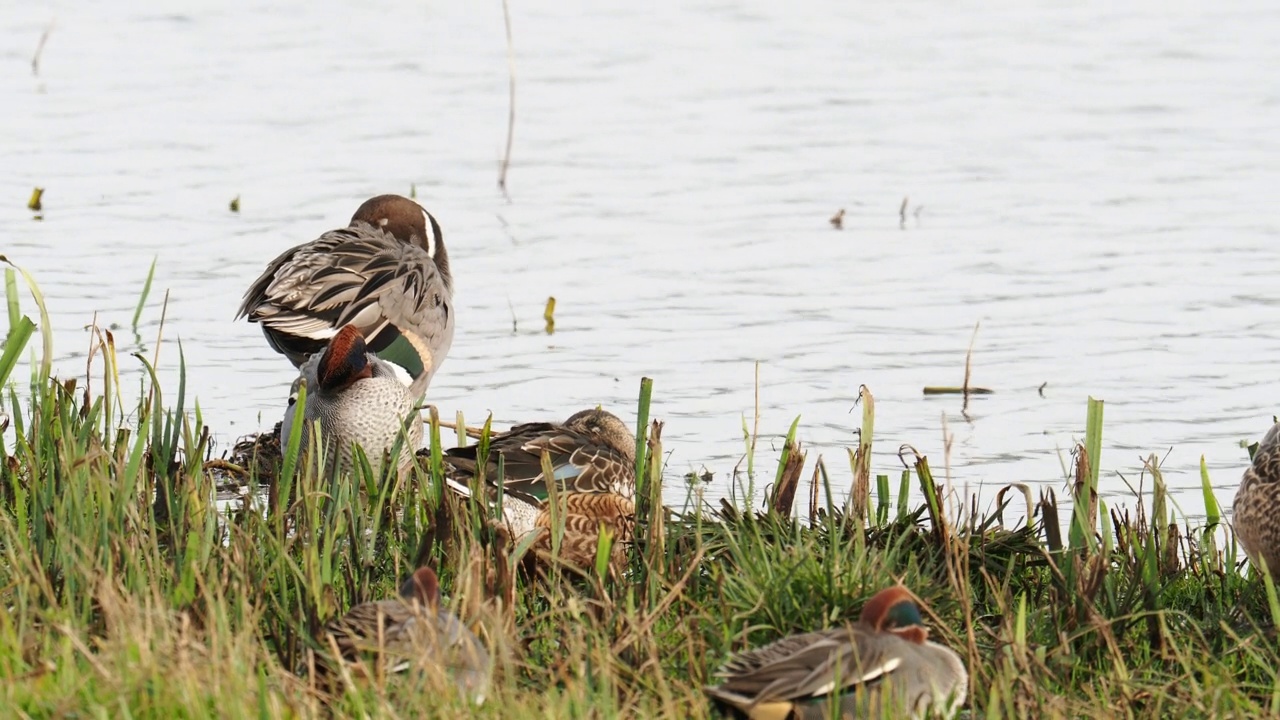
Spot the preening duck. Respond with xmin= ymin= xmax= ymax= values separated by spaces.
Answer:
xmin=704 ymin=586 xmax=967 ymax=719
xmin=237 ymin=194 xmax=453 ymax=389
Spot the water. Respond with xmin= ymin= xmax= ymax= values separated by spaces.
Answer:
xmin=3 ymin=1 xmax=1279 ymax=520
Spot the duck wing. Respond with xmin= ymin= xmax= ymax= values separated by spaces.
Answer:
xmin=706 ymin=626 xmax=904 ymax=709
xmin=238 ymin=225 xmax=452 ymax=379
xmin=444 ymin=422 xmax=633 ymax=501
xmin=323 ymin=598 xmax=419 ymax=663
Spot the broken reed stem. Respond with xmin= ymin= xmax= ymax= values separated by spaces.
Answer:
xmin=498 ymin=0 xmax=517 ymax=200
xmin=644 ymin=420 xmax=665 ymax=609
xmin=808 ymin=457 xmax=822 ymax=523
xmin=32 ymin=20 xmax=55 ymax=77
xmin=751 ymin=361 xmax=760 ymax=476
xmin=962 ymin=321 xmax=980 ymax=414
xmin=938 ymin=414 xmax=979 ymax=705
xmin=768 ymin=440 xmax=804 ymax=517
xmin=847 ymin=385 xmax=874 ymax=524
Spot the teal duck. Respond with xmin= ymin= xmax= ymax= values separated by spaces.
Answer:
xmin=704 ymin=586 xmax=967 ymax=719
xmin=1233 ymin=422 xmax=1280 ymax=576
xmin=322 ymin=566 xmax=490 ymax=704
xmin=238 ymin=194 xmax=453 ymax=389
xmin=282 ymin=324 xmax=424 ymax=477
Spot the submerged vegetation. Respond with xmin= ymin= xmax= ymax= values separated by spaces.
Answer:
xmin=1 ymin=264 xmax=1278 ymax=719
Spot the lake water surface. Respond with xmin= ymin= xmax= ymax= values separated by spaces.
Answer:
xmin=4 ymin=1 xmax=1279 ymax=520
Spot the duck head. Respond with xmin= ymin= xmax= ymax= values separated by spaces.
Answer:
xmin=1255 ymin=422 xmax=1280 ymax=474
xmin=399 ymin=566 xmax=442 ymax=610
xmin=316 ymin=325 xmax=374 ymax=393
xmin=859 ymin=586 xmax=929 ymax=644
xmin=565 ymin=408 xmax=636 ymax=460
xmin=350 ymin=194 xmax=451 ymax=290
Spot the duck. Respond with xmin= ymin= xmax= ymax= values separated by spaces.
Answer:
xmin=281 ymin=324 xmax=425 ymax=477
xmin=441 ymin=408 xmax=636 ymax=571
xmin=237 ymin=194 xmax=453 ymax=390
xmin=321 ymin=566 xmax=490 ymax=704
xmin=704 ymin=586 xmax=967 ymax=720
xmin=1233 ymin=421 xmax=1280 ymax=576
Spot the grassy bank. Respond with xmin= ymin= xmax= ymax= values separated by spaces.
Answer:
xmin=1 ymin=265 xmax=1277 ymax=719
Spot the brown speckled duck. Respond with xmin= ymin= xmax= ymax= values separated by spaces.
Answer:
xmin=704 ymin=586 xmax=967 ymax=720
xmin=1233 ymin=421 xmax=1280 ymax=576
xmin=442 ymin=408 xmax=636 ymax=571
xmin=237 ymin=194 xmax=453 ymax=390
xmin=321 ymin=566 xmax=490 ymax=704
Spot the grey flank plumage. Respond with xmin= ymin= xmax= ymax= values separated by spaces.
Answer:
xmin=704 ymin=586 xmax=967 ymax=720
xmin=281 ymin=326 xmax=425 ymax=478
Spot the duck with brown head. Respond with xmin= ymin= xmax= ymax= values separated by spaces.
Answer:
xmin=281 ymin=324 xmax=424 ymax=478
xmin=321 ymin=566 xmax=490 ymax=704
xmin=704 ymin=586 xmax=967 ymax=719
xmin=237 ymin=194 xmax=453 ymax=392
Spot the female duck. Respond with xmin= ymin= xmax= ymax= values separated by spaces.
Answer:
xmin=322 ymin=566 xmax=489 ymax=704
xmin=1233 ymin=422 xmax=1280 ymax=576
xmin=442 ymin=408 xmax=636 ymax=569
xmin=282 ymin=324 xmax=425 ymax=477
xmin=704 ymin=586 xmax=967 ymax=719
xmin=238 ymin=194 xmax=453 ymax=390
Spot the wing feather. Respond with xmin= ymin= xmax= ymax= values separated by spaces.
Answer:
xmin=239 ymin=224 xmax=451 ymax=373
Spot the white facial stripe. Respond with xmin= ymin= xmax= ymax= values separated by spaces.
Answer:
xmin=421 ymin=208 xmax=438 ymax=258
xmin=379 ymin=217 xmax=389 ymax=227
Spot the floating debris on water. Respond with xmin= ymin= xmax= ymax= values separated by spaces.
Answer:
xmin=922 ymin=386 xmax=994 ymax=395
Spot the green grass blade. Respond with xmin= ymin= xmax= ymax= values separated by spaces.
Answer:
xmin=1200 ymin=455 xmax=1221 ymax=528
xmin=1 ymin=256 xmax=53 ymax=383
xmin=132 ymin=255 xmax=158 ymax=330
xmin=0 ymin=316 xmax=34 ymax=389
xmin=5 ymin=268 xmax=18 ymax=336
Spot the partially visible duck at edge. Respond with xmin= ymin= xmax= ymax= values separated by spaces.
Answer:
xmin=321 ymin=566 xmax=490 ymax=704
xmin=1233 ymin=421 xmax=1280 ymax=576
xmin=704 ymin=586 xmax=968 ymax=720
xmin=237 ymin=194 xmax=453 ymax=390
xmin=282 ymin=324 xmax=425 ymax=477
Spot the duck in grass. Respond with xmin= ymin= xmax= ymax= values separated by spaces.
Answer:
xmin=441 ymin=408 xmax=636 ymax=571
xmin=704 ymin=586 xmax=967 ymax=720
xmin=1233 ymin=421 xmax=1280 ymax=576
xmin=321 ymin=566 xmax=490 ymax=704
xmin=237 ymin=194 xmax=453 ymax=390
xmin=282 ymin=324 xmax=425 ymax=477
